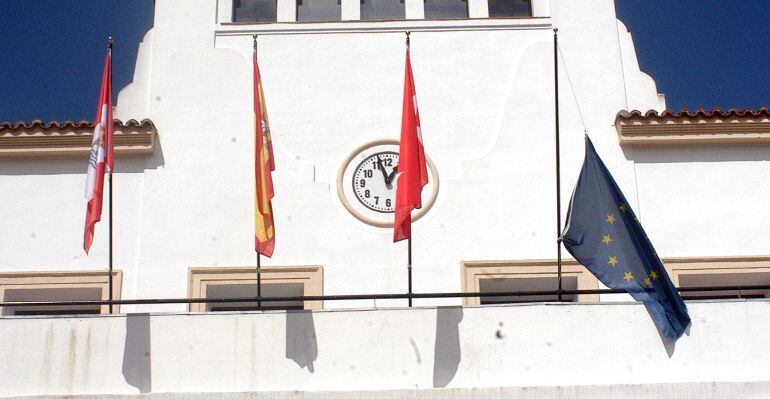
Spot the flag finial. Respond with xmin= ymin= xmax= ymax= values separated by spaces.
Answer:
xmin=553 ymin=28 xmax=558 ymax=34
xmin=405 ymin=31 xmax=410 ymax=48
xmin=107 ymin=37 xmax=113 ymax=49
xmin=252 ymin=34 xmax=258 ymax=51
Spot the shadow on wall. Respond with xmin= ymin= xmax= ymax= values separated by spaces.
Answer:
xmin=622 ymin=144 xmax=770 ymax=164
xmin=286 ymin=310 xmax=318 ymax=373
xmin=0 ymin=137 xmax=166 ymax=176
xmin=433 ymin=306 xmax=463 ymax=388
xmin=122 ymin=313 xmax=152 ymax=393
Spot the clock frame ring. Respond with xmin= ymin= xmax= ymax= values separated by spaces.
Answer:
xmin=336 ymin=138 xmax=440 ymax=228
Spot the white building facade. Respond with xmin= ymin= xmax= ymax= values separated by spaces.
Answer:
xmin=1 ymin=0 xmax=769 ymax=397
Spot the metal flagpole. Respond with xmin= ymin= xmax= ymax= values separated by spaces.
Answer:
xmin=257 ymin=253 xmax=262 ymax=310
xmin=553 ymin=28 xmax=563 ymax=302
xmin=408 ymin=237 xmax=412 ymax=307
xmin=107 ymin=36 xmax=114 ymax=314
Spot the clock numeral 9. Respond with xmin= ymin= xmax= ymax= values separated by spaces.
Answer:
xmin=360 ymin=179 xmax=366 ymax=187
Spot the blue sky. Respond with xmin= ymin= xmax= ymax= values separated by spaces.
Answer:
xmin=0 ymin=1 xmax=767 ymax=122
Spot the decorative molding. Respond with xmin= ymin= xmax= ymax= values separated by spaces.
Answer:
xmin=0 ymin=269 xmax=123 ymax=314
xmin=615 ymin=108 xmax=770 ymax=146
xmin=188 ymin=265 xmax=324 ymax=312
xmin=460 ymin=259 xmax=600 ymax=305
xmin=0 ymin=119 xmax=156 ymax=158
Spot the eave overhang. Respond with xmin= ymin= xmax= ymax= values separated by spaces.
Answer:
xmin=0 ymin=119 xmax=156 ymax=158
xmin=615 ymin=108 xmax=770 ymax=146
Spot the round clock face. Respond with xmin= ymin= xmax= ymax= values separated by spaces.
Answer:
xmin=337 ymin=139 xmax=439 ymax=228
xmin=352 ymin=151 xmax=399 ymax=213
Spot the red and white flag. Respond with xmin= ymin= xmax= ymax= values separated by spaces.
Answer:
xmin=393 ymin=45 xmax=428 ymax=242
xmin=83 ymin=49 xmax=114 ymax=254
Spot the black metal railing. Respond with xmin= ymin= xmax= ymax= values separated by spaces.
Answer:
xmin=0 ymin=284 xmax=768 ymax=310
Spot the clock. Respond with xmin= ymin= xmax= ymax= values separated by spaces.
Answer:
xmin=337 ymin=139 xmax=439 ymax=227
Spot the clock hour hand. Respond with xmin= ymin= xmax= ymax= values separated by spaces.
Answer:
xmin=386 ymin=164 xmax=399 ymax=185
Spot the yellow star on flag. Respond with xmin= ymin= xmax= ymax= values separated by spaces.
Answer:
xmin=608 ymin=256 xmax=618 ymax=266
xmin=602 ymin=234 xmax=613 ymax=245
xmin=643 ymin=277 xmax=652 ymax=287
xmin=606 ymin=213 xmax=616 ymax=224
xmin=649 ymin=270 xmax=659 ymax=280
xmin=623 ymin=272 xmax=634 ymax=282
xmin=619 ymin=203 xmax=628 ymax=212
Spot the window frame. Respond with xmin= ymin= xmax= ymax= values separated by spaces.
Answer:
xmin=188 ymin=265 xmax=323 ymax=312
xmin=665 ymin=257 xmax=770 ymax=300
xmin=461 ymin=259 xmax=599 ymax=306
xmin=0 ymin=270 xmax=122 ymax=315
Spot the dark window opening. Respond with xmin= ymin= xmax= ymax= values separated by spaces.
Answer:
xmin=297 ymin=0 xmax=342 ymax=21
xmin=3 ymin=287 xmax=103 ymax=316
xmin=679 ymin=272 xmax=770 ymax=300
xmin=424 ymin=0 xmax=468 ymax=20
xmin=488 ymin=0 xmax=532 ymax=18
xmin=233 ymin=0 xmax=278 ymax=22
xmin=479 ymin=276 xmax=578 ymax=304
xmin=205 ymin=282 xmax=305 ymax=311
xmin=361 ymin=0 xmax=405 ymax=21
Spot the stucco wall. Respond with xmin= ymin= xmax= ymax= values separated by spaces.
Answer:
xmin=1 ymin=301 xmax=769 ymax=396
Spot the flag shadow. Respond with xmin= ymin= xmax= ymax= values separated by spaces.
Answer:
xmin=285 ymin=310 xmax=318 ymax=373
xmin=432 ymin=306 xmax=463 ymax=388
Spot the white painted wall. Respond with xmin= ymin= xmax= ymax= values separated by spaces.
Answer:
xmin=1 ymin=0 xmax=769 ymax=314
xmin=0 ymin=301 xmax=769 ymax=397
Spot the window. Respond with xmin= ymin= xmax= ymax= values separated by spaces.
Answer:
xmin=665 ymin=258 xmax=770 ymax=300
xmin=360 ymin=0 xmax=405 ymax=21
xmin=424 ymin=0 xmax=468 ymax=20
xmin=461 ymin=260 xmax=599 ymax=305
xmin=297 ymin=0 xmax=341 ymax=22
xmin=0 ymin=270 xmax=122 ymax=316
xmin=488 ymin=0 xmax=531 ymax=18
xmin=479 ymin=276 xmax=578 ymax=304
xmin=233 ymin=0 xmax=277 ymax=22
xmin=188 ymin=266 xmax=323 ymax=312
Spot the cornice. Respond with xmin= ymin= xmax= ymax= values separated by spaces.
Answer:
xmin=0 ymin=119 xmax=156 ymax=158
xmin=615 ymin=108 xmax=770 ymax=146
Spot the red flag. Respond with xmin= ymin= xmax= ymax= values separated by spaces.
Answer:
xmin=254 ymin=47 xmax=276 ymax=257
xmin=83 ymin=49 xmax=113 ymax=254
xmin=394 ymin=46 xmax=428 ymax=242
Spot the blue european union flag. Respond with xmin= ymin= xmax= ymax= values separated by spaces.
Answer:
xmin=561 ymin=136 xmax=691 ymax=339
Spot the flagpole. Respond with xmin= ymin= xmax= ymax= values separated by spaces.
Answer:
xmin=553 ymin=28 xmax=563 ymax=302
xmin=107 ymin=36 xmax=114 ymax=314
xmin=257 ymin=253 xmax=262 ymax=310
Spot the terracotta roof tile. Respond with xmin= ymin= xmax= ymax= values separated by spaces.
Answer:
xmin=616 ymin=107 xmax=769 ymax=121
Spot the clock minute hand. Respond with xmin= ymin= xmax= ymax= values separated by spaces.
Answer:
xmin=376 ymin=156 xmax=389 ymax=183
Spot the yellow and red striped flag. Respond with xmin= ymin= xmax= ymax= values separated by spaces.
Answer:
xmin=253 ymin=45 xmax=276 ymax=257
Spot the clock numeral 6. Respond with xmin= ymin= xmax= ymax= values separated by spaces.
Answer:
xmin=386 ymin=198 xmax=391 ymax=208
